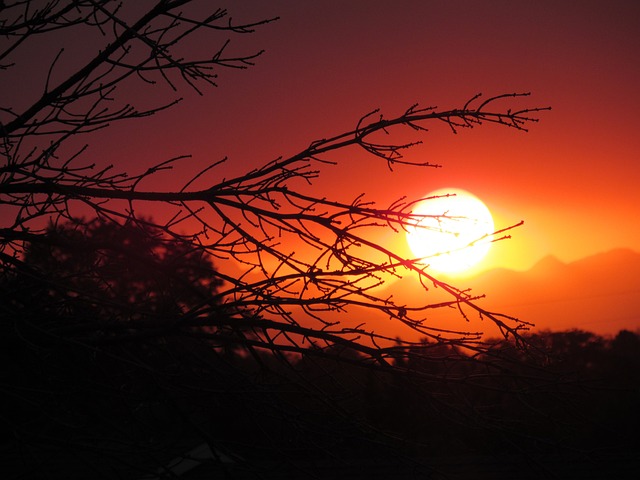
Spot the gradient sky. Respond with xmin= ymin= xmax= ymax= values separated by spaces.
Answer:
xmin=92 ymin=0 xmax=639 ymax=275
xmin=4 ymin=0 xmax=639 ymax=339
xmin=10 ymin=1 xmax=639 ymax=274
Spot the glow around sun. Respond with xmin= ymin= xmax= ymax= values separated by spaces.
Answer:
xmin=406 ymin=188 xmax=495 ymax=274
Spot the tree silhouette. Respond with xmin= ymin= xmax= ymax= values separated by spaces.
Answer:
xmin=0 ymin=1 xmax=547 ymax=361
xmin=2 ymin=229 xmax=639 ymax=476
xmin=0 ymin=218 xmax=256 ymax=477
xmin=7 ymin=218 xmax=223 ymax=321
xmin=0 ymin=2 xmax=579 ymax=478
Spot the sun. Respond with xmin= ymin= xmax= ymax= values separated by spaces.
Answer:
xmin=406 ymin=188 xmax=494 ymax=275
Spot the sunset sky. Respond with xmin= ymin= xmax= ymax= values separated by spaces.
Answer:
xmin=6 ymin=5 xmax=640 ymax=473
xmin=5 ymin=1 xmax=639 ymax=336
xmin=117 ymin=0 xmax=638 ymax=275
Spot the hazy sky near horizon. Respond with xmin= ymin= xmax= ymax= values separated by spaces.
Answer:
xmin=131 ymin=0 xmax=639 ymax=274
xmin=7 ymin=1 xmax=639 ymax=274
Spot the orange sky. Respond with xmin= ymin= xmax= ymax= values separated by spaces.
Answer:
xmin=4 ymin=1 xmax=639 ymax=336
xmin=8 ymin=1 xmax=638 ymax=271
xmin=88 ymin=0 xmax=640 ymax=274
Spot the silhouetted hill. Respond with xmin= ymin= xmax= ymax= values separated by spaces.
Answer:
xmin=528 ymin=254 xmax=567 ymax=277
xmin=378 ymin=248 xmax=640 ymax=339
xmin=461 ymin=248 xmax=640 ymax=334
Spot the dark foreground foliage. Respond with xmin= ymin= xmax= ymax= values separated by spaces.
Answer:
xmin=2 ymin=221 xmax=639 ymax=479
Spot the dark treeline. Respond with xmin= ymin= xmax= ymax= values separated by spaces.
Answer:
xmin=2 ymin=220 xmax=639 ymax=479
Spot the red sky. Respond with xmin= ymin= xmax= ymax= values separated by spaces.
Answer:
xmin=89 ymin=0 xmax=640 ymax=275
xmin=4 ymin=1 xmax=639 ymax=336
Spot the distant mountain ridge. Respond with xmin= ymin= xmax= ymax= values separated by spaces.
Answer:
xmin=459 ymin=248 xmax=640 ymax=335
xmin=373 ymin=249 xmax=640 ymax=340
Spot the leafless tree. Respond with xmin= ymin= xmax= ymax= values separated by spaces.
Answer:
xmin=1 ymin=2 xmax=554 ymax=477
xmin=0 ymin=1 xmax=548 ymax=360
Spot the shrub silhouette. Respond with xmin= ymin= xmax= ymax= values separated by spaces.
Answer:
xmin=0 ymin=219 xmax=248 ymax=478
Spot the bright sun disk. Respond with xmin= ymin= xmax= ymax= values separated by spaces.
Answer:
xmin=406 ymin=188 xmax=494 ymax=274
